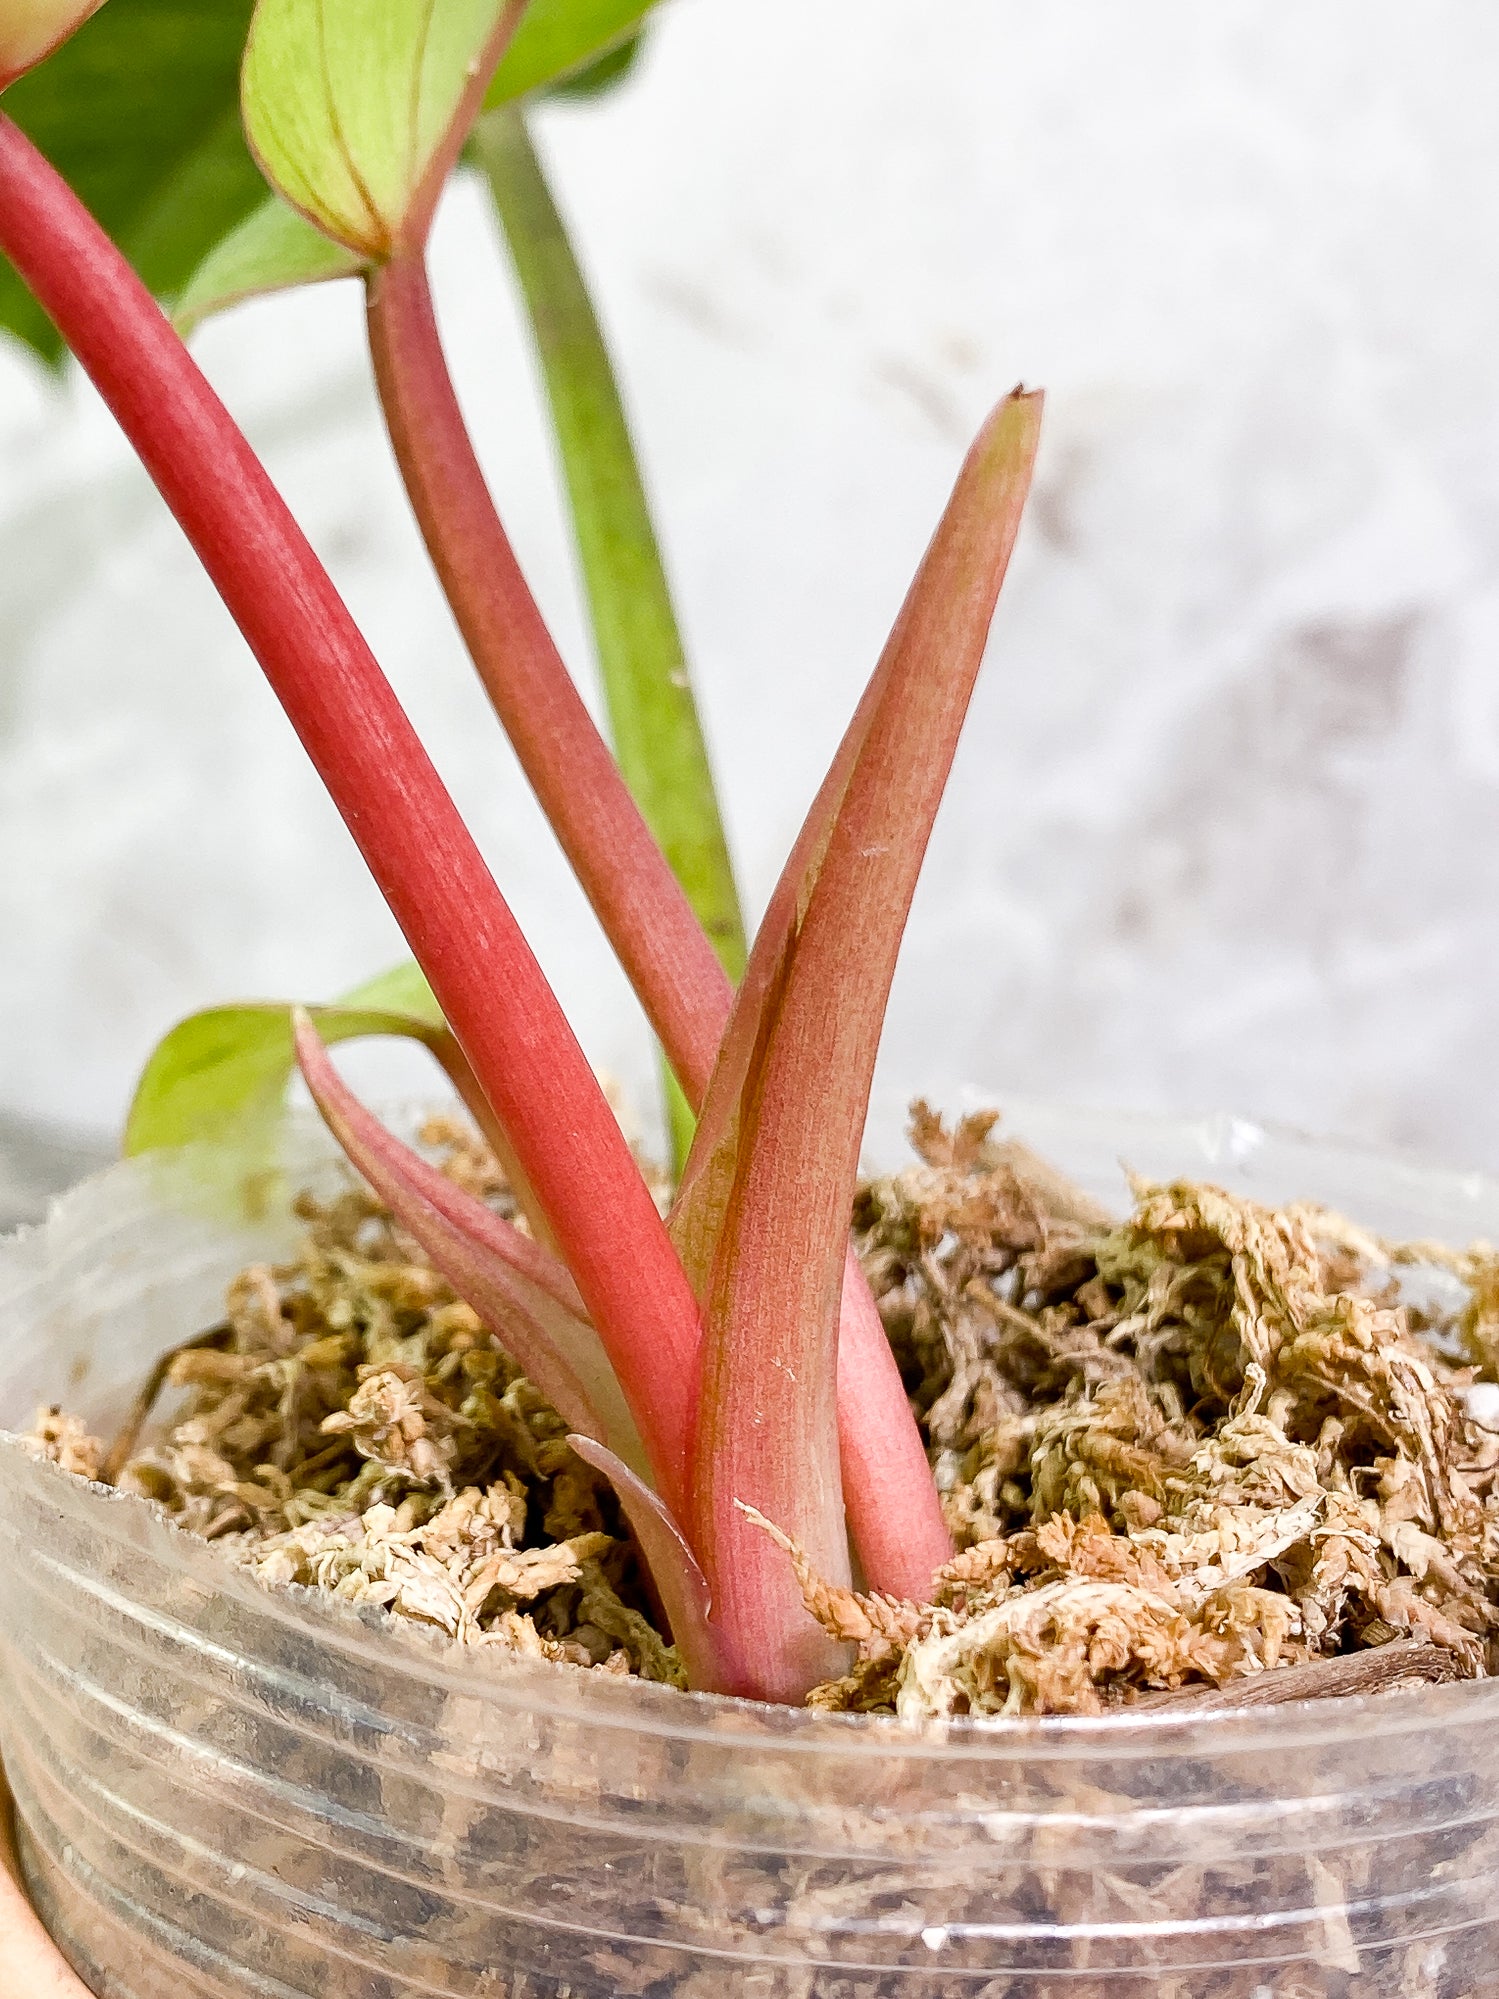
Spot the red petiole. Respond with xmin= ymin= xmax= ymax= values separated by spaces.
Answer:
xmin=0 ymin=113 xmax=703 ymax=1522
xmin=0 ymin=14 xmax=1043 ymax=1700
xmin=365 ymin=244 xmax=953 ymax=1603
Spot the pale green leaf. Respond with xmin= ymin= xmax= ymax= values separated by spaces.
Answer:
xmin=174 ymin=195 xmax=367 ymax=334
xmin=338 ymin=960 xmax=443 ymax=1023
xmin=124 ymin=962 xmax=445 ymax=1158
xmin=241 ymin=0 xmax=522 ymax=257
xmin=0 ymin=0 xmax=658 ymax=362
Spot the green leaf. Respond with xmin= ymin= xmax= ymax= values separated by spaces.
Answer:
xmin=477 ymin=108 xmax=745 ymax=1175
xmin=123 ymin=961 xmax=444 ymax=1158
xmin=485 ymin=0 xmax=654 ymax=108
xmin=241 ymin=0 xmax=525 ymax=257
xmin=544 ymin=30 xmax=644 ymax=102
xmin=0 ymin=0 xmax=264 ymax=363
xmin=0 ymin=0 xmax=108 ymax=92
xmin=338 ymin=960 xmax=443 ymax=1021
xmin=173 ymin=194 xmax=367 ymax=334
xmin=0 ymin=0 xmax=660 ymax=357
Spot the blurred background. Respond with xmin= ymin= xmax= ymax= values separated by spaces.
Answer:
xmin=3 ymin=0 xmax=1499 ymax=1219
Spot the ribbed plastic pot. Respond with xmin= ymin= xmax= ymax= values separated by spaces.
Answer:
xmin=3 ymin=1103 xmax=1499 ymax=1999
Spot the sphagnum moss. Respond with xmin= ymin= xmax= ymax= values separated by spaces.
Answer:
xmin=28 ymin=1104 xmax=1499 ymax=1717
xmin=29 ymin=1116 xmax=683 ymax=1686
xmin=805 ymin=1107 xmax=1499 ymax=1716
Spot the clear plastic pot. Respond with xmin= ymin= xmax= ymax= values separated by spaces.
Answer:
xmin=4 ymin=1103 xmax=1499 ymax=1998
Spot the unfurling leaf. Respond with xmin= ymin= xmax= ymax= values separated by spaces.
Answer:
xmin=680 ymin=389 xmax=1044 ymax=1703
xmin=242 ymin=0 xmax=526 ymax=258
xmin=174 ymin=194 xmax=366 ymax=334
xmin=0 ymin=0 xmax=107 ymax=89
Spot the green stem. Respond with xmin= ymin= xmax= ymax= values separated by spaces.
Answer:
xmin=475 ymin=105 xmax=746 ymax=1168
xmin=660 ymin=1059 xmax=697 ymax=1180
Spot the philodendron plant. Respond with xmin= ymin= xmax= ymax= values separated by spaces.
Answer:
xmin=0 ymin=0 xmax=1040 ymax=1703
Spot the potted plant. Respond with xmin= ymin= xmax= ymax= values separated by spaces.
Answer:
xmin=4 ymin=4 xmax=1499 ymax=1995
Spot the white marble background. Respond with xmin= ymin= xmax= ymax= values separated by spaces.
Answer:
xmin=2 ymin=0 xmax=1498 ymax=1173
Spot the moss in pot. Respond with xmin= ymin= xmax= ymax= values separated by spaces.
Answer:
xmin=11 ymin=1107 xmax=1499 ymax=1996
xmin=3 ymin=0 xmax=1499 ymax=1993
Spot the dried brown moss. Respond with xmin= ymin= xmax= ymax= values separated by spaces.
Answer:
xmin=27 ymin=1116 xmax=682 ymax=1686
xmin=800 ymin=1105 xmax=1499 ymax=1716
xmin=27 ymin=1103 xmax=1499 ymax=1719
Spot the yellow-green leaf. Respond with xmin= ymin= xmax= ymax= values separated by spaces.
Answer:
xmin=124 ymin=961 xmax=444 ymax=1157
xmin=339 ymin=960 xmax=443 ymax=1022
xmin=241 ymin=0 xmax=523 ymax=257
